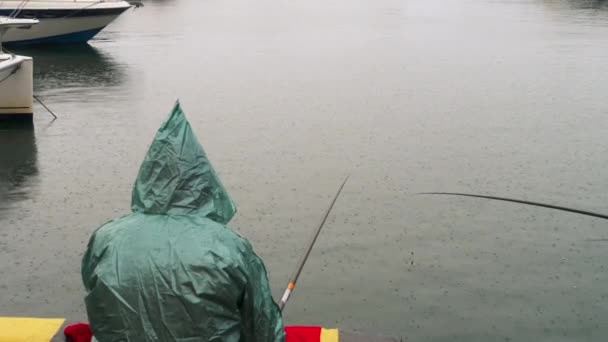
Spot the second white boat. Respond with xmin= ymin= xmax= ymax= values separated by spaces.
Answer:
xmin=0 ymin=17 xmax=38 ymax=121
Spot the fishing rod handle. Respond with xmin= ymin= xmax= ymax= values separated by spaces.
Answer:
xmin=279 ymin=282 xmax=295 ymax=312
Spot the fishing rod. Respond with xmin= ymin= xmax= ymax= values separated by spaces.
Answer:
xmin=416 ymin=192 xmax=608 ymax=220
xmin=279 ymin=175 xmax=350 ymax=312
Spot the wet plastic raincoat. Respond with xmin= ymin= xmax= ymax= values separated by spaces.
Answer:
xmin=81 ymin=102 xmax=285 ymax=342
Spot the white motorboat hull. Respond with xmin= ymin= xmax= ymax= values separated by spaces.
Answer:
xmin=0 ymin=55 xmax=34 ymax=120
xmin=0 ymin=1 xmax=130 ymax=45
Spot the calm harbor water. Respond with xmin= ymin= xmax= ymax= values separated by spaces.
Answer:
xmin=2 ymin=0 xmax=608 ymax=340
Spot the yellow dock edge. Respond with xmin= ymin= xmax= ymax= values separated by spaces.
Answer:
xmin=321 ymin=328 xmax=339 ymax=342
xmin=0 ymin=317 xmax=65 ymax=342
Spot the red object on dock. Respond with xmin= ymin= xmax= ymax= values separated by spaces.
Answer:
xmin=286 ymin=326 xmax=323 ymax=342
xmin=63 ymin=323 xmax=92 ymax=342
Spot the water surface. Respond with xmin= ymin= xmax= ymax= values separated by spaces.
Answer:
xmin=1 ymin=0 xmax=608 ymax=341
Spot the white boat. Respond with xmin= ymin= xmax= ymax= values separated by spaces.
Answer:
xmin=0 ymin=17 xmax=38 ymax=121
xmin=0 ymin=0 xmax=132 ymax=45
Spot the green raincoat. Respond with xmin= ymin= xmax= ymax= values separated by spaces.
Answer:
xmin=81 ymin=102 xmax=285 ymax=342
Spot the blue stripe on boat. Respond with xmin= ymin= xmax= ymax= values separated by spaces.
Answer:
xmin=4 ymin=27 xmax=106 ymax=46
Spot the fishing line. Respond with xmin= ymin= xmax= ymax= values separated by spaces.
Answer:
xmin=416 ymin=192 xmax=608 ymax=220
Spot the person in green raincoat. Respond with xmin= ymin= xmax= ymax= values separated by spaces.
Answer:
xmin=81 ymin=102 xmax=285 ymax=342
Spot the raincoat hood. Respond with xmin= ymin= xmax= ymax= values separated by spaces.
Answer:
xmin=131 ymin=102 xmax=236 ymax=223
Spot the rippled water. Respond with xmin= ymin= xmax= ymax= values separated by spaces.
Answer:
xmin=1 ymin=0 xmax=608 ymax=340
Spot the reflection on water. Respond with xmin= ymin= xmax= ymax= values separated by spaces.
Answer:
xmin=560 ymin=0 xmax=608 ymax=10
xmin=541 ymin=0 xmax=608 ymax=23
xmin=0 ymin=123 xmax=38 ymax=212
xmin=10 ymin=44 xmax=125 ymax=95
